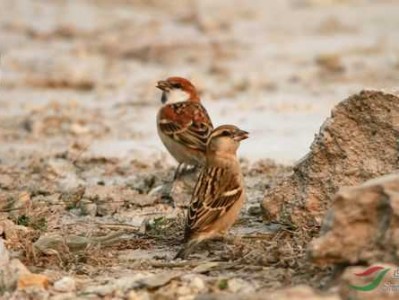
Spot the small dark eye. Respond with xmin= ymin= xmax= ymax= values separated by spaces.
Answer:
xmin=221 ymin=130 xmax=231 ymax=136
xmin=172 ymin=83 xmax=182 ymax=89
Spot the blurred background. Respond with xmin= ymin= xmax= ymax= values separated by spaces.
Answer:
xmin=1 ymin=0 xmax=398 ymax=165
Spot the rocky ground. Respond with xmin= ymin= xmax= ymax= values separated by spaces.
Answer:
xmin=1 ymin=0 xmax=399 ymax=299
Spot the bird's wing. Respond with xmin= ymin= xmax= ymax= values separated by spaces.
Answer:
xmin=185 ymin=166 xmax=243 ymax=239
xmin=158 ymin=102 xmax=213 ymax=152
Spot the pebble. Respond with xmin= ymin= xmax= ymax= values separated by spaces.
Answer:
xmin=53 ymin=277 xmax=76 ymax=292
xmin=128 ymin=290 xmax=150 ymax=300
xmin=227 ymin=278 xmax=255 ymax=294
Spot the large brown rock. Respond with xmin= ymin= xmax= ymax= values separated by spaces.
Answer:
xmin=309 ymin=174 xmax=399 ymax=265
xmin=262 ymin=90 xmax=399 ymax=226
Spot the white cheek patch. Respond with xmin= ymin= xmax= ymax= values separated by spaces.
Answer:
xmin=166 ymin=89 xmax=190 ymax=104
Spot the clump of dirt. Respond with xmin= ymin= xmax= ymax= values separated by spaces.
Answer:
xmin=263 ymin=90 xmax=399 ymax=227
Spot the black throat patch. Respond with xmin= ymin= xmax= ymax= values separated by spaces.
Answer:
xmin=161 ymin=92 xmax=167 ymax=104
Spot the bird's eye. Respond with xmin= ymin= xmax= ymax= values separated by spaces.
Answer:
xmin=172 ymin=83 xmax=182 ymax=89
xmin=221 ymin=130 xmax=231 ymax=137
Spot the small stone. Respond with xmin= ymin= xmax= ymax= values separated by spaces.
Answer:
xmin=53 ymin=277 xmax=76 ymax=292
xmin=0 ymin=258 xmax=31 ymax=291
xmin=128 ymin=290 xmax=150 ymax=300
xmin=70 ymin=123 xmax=89 ymax=135
xmin=0 ymin=238 xmax=10 ymax=267
xmin=181 ymin=274 xmax=207 ymax=292
xmin=189 ymin=276 xmax=206 ymax=291
xmin=227 ymin=278 xmax=254 ymax=294
xmin=79 ymin=200 xmax=97 ymax=216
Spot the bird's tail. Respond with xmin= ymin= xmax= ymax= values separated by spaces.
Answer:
xmin=174 ymin=240 xmax=199 ymax=260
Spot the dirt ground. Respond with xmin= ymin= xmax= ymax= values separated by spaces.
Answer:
xmin=1 ymin=0 xmax=398 ymax=299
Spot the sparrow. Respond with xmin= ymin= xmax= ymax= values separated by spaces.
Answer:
xmin=175 ymin=125 xmax=249 ymax=259
xmin=156 ymin=77 xmax=213 ymax=179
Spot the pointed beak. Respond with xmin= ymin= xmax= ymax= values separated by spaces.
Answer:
xmin=234 ymin=129 xmax=249 ymax=141
xmin=156 ymin=80 xmax=170 ymax=91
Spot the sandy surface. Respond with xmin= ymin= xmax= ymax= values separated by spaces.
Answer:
xmin=0 ymin=0 xmax=398 ymax=299
xmin=1 ymin=0 xmax=398 ymax=164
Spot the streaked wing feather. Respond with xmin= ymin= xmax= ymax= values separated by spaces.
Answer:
xmin=158 ymin=120 xmax=187 ymax=135
xmin=159 ymin=103 xmax=213 ymax=152
xmin=185 ymin=167 xmax=242 ymax=239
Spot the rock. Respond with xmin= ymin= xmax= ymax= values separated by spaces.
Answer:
xmin=128 ymin=290 xmax=150 ymax=300
xmin=190 ymin=276 xmax=206 ymax=291
xmin=17 ymin=274 xmax=50 ymax=290
xmin=193 ymin=262 xmax=220 ymax=273
xmin=0 ymin=219 xmax=32 ymax=246
xmin=262 ymin=91 xmax=399 ymax=227
xmin=137 ymin=272 xmax=181 ymax=289
xmin=0 ymin=239 xmax=26 ymax=297
xmin=181 ymin=274 xmax=206 ymax=292
xmin=339 ymin=264 xmax=397 ymax=300
xmin=0 ymin=238 xmax=10 ymax=266
xmin=227 ymin=278 xmax=255 ymax=294
xmin=70 ymin=123 xmax=90 ymax=135
xmin=83 ymin=284 xmax=114 ymax=296
xmin=53 ymin=277 xmax=76 ymax=292
xmin=309 ymin=174 xmax=399 ymax=266
xmin=79 ymin=200 xmax=97 ymax=216
xmin=0 ymin=258 xmax=31 ymax=291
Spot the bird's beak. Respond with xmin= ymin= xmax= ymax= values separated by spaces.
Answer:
xmin=234 ymin=129 xmax=249 ymax=141
xmin=156 ymin=80 xmax=170 ymax=91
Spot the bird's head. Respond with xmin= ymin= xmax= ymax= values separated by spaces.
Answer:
xmin=207 ymin=125 xmax=249 ymax=155
xmin=156 ymin=77 xmax=200 ymax=104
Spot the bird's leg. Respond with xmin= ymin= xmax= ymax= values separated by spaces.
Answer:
xmin=174 ymin=240 xmax=201 ymax=260
xmin=173 ymin=163 xmax=184 ymax=180
xmin=182 ymin=164 xmax=200 ymax=177
xmin=187 ymin=164 xmax=198 ymax=175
